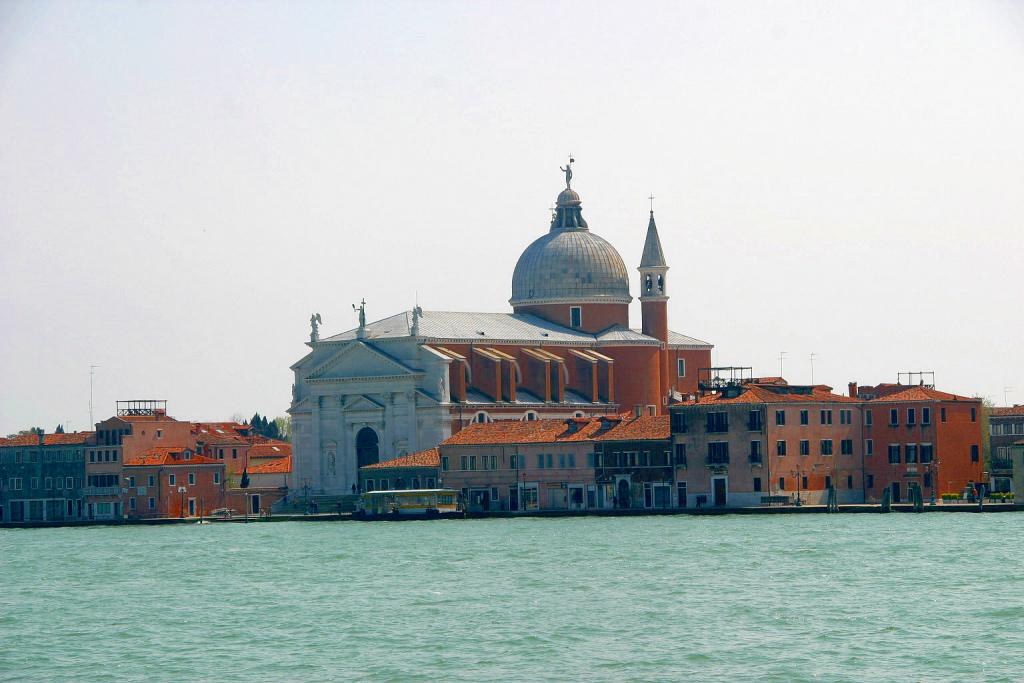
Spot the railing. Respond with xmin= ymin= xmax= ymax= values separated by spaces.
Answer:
xmin=749 ymin=454 xmax=763 ymax=465
xmin=84 ymin=486 xmax=121 ymax=496
xmin=991 ymin=459 xmax=1013 ymax=471
xmin=706 ymin=454 xmax=730 ymax=466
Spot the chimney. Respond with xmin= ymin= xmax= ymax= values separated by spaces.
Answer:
xmin=37 ymin=430 xmax=45 ymax=445
xmin=848 ymin=382 xmax=858 ymax=398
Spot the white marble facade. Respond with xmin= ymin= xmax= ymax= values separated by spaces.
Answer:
xmin=289 ymin=337 xmax=451 ymax=495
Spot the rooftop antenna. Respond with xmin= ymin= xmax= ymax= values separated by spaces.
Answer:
xmin=779 ymin=351 xmax=787 ymax=378
xmin=1004 ymin=386 xmax=1013 ymax=406
xmin=810 ymin=352 xmax=817 ymax=384
xmin=89 ymin=365 xmax=99 ymax=427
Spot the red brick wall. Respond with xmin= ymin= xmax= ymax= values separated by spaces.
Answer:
xmin=513 ymin=303 xmax=629 ymax=333
xmin=599 ymin=345 xmax=661 ymax=414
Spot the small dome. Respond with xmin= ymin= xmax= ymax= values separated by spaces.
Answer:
xmin=510 ymin=185 xmax=631 ymax=306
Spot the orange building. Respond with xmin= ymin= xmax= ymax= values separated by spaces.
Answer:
xmin=123 ymin=447 xmax=225 ymax=518
xmin=855 ymin=383 xmax=983 ymax=503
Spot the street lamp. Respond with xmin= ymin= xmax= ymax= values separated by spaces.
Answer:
xmin=177 ymin=486 xmax=187 ymax=518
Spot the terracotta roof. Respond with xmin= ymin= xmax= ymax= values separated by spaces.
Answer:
xmin=683 ymin=385 xmax=858 ymax=406
xmin=361 ymin=448 xmax=441 ymax=470
xmin=595 ymin=415 xmax=670 ymax=441
xmin=124 ymin=447 xmax=221 ymax=467
xmin=866 ymin=386 xmax=977 ymax=403
xmin=0 ymin=431 xmax=95 ymax=447
xmin=993 ymin=406 xmax=1024 ymax=417
xmin=441 ymin=414 xmax=669 ymax=447
xmin=249 ymin=455 xmax=292 ymax=474
xmin=248 ymin=441 xmax=292 ymax=459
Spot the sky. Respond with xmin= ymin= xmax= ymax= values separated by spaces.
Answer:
xmin=1 ymin=0 xmax=1022 ymax=434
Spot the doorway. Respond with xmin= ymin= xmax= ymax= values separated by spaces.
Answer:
xmin=617 ymin=479 xmax=631 ymax=508
xmin=891 ymin=482 xmax=901 ymax=503
xmin=356 ymin=427 xmax=380 ymax=467
xmin=712 ymin=477 xmax=728 ymax=506
xmin=188 ymin=498 xmax=196 ymax=517
xmin=250 ymin=494 xmax=261 ymax=514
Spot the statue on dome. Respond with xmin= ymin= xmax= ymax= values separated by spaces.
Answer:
xmin=560 ymin=155 xmax=575 ymax=189
xmin=309 ymin=313 xmax=322 ymax=342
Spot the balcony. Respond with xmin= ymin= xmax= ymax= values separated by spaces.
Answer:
xmin=706 ymin=454 xmax=730 ymax=466
xmin=84 ymin=486 xmax=121 ymax=497
xmin=749 ymin=454 xmax=763 ymax=465
xmin=991 ymin=458 xmax=1013 ymax=472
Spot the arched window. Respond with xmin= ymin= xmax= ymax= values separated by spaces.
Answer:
xmin=523 ymin=411 xmax=539 ymax=421
xmin=355 ymin=427 xmax=379 ymax=468
xmin=473 ymin=411 xmax=492 ymax=424
xmin=657 ymin=274 xmax=664 ymax=293
xmin=645 ymin=274 xmax=653 ymax=293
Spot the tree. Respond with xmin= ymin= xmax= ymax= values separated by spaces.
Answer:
xmin=273 ymin=416 xmax=292 ymax=442
xmin=5 ymin=427 xmax=43 ymax=439
xmin=54 ymin=424 xmax=65 ymax=434
xmin=980 ymin=397 xmax=995 ymax=471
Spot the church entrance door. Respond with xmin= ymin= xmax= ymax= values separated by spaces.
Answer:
xmin=356 ymin=427 xmax=379 ymax=468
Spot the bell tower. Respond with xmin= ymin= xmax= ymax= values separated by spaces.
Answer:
xmin=638 ymin=207 xmax=670 ymax=400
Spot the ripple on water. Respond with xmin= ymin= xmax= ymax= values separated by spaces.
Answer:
xmin=1 ymin=514 xmax=1023 ymax=681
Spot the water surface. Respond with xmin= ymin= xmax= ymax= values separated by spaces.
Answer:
xmin=2 ymin=514 xmax=1022 ymax=681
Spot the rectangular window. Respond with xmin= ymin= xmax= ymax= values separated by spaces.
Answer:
xmin=749 ymin=441 xmax=762 ymax=463
xmin=800 ymin=410 xmax=809 ymax=425
xmin=748 ymin=410 xmax=763 ymax=431
xmin=841 ymin=409 xmax=852 ymax=425
xmin=587 ymin=452 xmax=596 ymax=468
xmin=907 ymin=408 xmax=916 ymax=426
xmin=66 ymin=477 xmax=73 ymax=489
xmin=30 ymin=477 xmax=39 ymax=490
xmin=707 ymin=442 xmax=729 ymax=465
xmin=841 ymin=439 xmax=853 ymax=455
xmin=847 ymin=475 xmax=853 ymax=489
xmin=905 ymin=444 xmax=919 ymax=463
xmin=380 ymin=479 xmax=389 ymax=490
xmin=865 ymin=439 xmax=874 ymax=456
xmin=865 ymin=409 xmax=873 ymax=426
xmin=56 ymin=478 xmax=64 ymax=490
xmin=491 ymin=455 xmax=498 ymax=470
xmin=148 ymin=475 xmax=155 ymax=487
xmin=188 ymin=472 xmax=196 ymax=485
xmin=922 ymin=407 xmax=931 ymax=425
xmin=558 ymin=453 xmax=566 ymax=468
xmin=799 ymin=440 xmax=810 ymax=456
xmin=971 ymin=407 xmax=977 ymax=422
xmin=639 ymin=451 xmax=648 ymax=467
xmin=469 ymin=455 xmax=477 ymax=471
xmin=45 ymin=477 xmax=52 ymax=489
xmin=825 ymin=475 xmax=832 ymax=490
xmin=674 ymin=443 xmax=687 ymax=466
xmin=169 ymin=474 xmax=176 ymax=486
xmin=753 ymin=477 xmax=762 ymax=492
xmin=156 ymin=429 xmax=163 ymax=439
xmin=129 ymin=497 xmax=136 ymax=511
xmin=214 ymin=472 xmax=221 ymax=485
xmin=920 ymin=444 xmax=934 ymax=463
xmin=677 ymin=359 xmax=686 ymax=377
xmin=677 ymin=482 xmax=687 ymax=507
xmin=461 ymin=456 xmax=469 ymax=471
xmin=888 ymin=444 xmax=900 ymax=464
xmin=568 ymin=453 xmax=576 ymax=468
xmin=820 ymin=439 xmax=833 ymax=456
xmin=802 ymin=475 xmax=808 ymax=490
xmin=232 ymin=449 xmax=237 ymax=459
xmin=490 ymin=487 xmax=499 ymax=502
xmin=971 ymin=445 xmax=979 ymax=462
xmin=706 ymin=412 xmax=729 ymax=433
xmin=129 ymin=476 xmax=136 ymax=488
xmin=775 ymin=410 xmax=786 ymax=426
xmin=536 ymin=454 xmax=544 ymax=469
xmin=890 ymin=409 xmax=899 ymax=426
xmin=941 ymin=407 xmax=947 ymax=422
xmin=820 ymin=410 xmax=833 ymax=425
xmin=779 ymin=477 xmax=786 ymax=491
xmin=148 ymin=497 xmax=156 ymax=510
xmin=441 ymin=456 xmax=449 ymax=471
xmin=670 ymin=412 xmax=687 ymax=433
xmin=866 ymin=474 xmax=874 ymax=488
xmin=569 ymin=306 xmax=582 ymax=328
xmin=365 ymin=480 xmax=375 ymax=492
xmin=776 ymin=440 xmax=787 ymax=456
xmin=546 ymin=454 xmax=553 ymax=468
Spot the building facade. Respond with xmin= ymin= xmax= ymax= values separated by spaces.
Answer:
xmin=359 ymin=448 xmax=440 ymax=494
xmin=290 ymin=168 xmax=713 ymax=495
xmin=989 ymin=405 xmax=1024 ymax=493
xmin=123 ymin=447 xmax=225 ymax=518
xmin=0 ymin=431 xmax=90 ymax=524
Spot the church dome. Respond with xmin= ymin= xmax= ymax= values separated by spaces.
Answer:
xmin=510 ymin=184 xmax=632 ymax=306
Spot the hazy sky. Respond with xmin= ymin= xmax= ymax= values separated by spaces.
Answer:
xmin=1 ymin=0 xmax=1022 ymax=434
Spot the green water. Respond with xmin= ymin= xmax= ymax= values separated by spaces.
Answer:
xmin=1 ymin=514 xmax=1022 ymax=682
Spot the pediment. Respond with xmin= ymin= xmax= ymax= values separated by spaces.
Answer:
xmin=306 ymin=341 xmax=417 ymax=381
xmin=343 ymin=395 xmax=385 ymax=412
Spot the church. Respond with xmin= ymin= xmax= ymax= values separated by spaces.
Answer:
xmin=288 ymin=164 xmax=713 ymax=495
